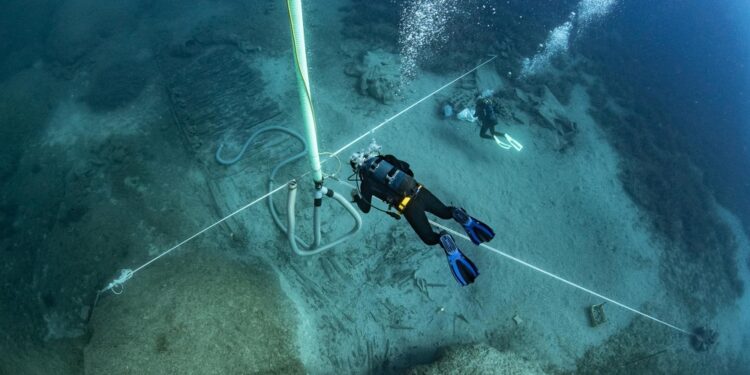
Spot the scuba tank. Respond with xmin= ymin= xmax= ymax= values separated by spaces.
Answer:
xmin=362 ymin=156 xmax=417 ymax=200
xmin=356 ymin=155 xmax=420 ymax=218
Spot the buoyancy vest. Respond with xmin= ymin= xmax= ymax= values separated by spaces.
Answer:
xmin=477 ymin=98 xmax=497 ymax=125
xmin=360 ymin=155 xmax=419 ymax=208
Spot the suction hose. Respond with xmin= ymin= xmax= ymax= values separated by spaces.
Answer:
xmin=287 ymin=0 xmax=323 ymax=183
xmin=217 ymin=126 xmax=362 ymax=256
xmin=260 ymin=130 xmax=362 ymax=256
xmin=284 ymin=180 xmax=362 ymax=256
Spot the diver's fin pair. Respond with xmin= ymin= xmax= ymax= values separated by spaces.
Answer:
xmin=439 ymin=232 xmax=479 ymax=286
xmin=452 ymin=208 xmax=495 ymax=245
xmin=493 ymin=134 xmax=523 ymax=151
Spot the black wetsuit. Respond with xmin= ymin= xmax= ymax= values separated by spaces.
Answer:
xmin=476 ymin=98 xmax=505 ymax=139
xmin=354 ymin=155 xmax=454 ymax=246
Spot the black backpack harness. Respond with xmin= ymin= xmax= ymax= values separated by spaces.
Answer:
xmin=360 ymin=156 xmax=422 ymax=213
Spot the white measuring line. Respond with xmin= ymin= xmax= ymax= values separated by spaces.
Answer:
xmin=430 ymin=221 xmax=694 ymax=336
xmin=331 ymin=177 xmax=692 ymax=336
xmin=331 ymin=56 xmax=497 ymax=157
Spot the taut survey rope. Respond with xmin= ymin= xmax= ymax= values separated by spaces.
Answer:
xmin=430 ymin=221 xmax=694 ymax=336
xmin=331 ymin=177 xmax=694 ymax=337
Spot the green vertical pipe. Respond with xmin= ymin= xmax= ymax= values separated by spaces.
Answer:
xmin=287 ymin=0 xmax=323 ymax=183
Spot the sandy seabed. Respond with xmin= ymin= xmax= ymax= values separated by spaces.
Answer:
xmin=1 ymin=0 xmax=748 ymax=374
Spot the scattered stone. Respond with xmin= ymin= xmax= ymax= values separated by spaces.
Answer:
xmin=690 ymin=326 xmax=718 ymax=352
xmin=588 ymin=303 xmax=607 ymax=327
xmin=345 ymin=50 xmax=400 ymax=104
xmin=512 ymin=314 xmax=523 ymax=326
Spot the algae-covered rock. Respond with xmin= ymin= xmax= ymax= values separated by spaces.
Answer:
xmin=84 ymin=252 xmax=304 ymax=374
xmin=406 ymin=343 xmax=548 ymax=375
xmin=345 ymin=50 xmax=400 ymax=104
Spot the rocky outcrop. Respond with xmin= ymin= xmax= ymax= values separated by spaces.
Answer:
xmin=406 ymin=344 xmax=548 ymax=375
xmin=345 ymin=50 xmax=400 ymax=104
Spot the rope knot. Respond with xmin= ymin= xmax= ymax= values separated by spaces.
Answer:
xmin=103 ymin=268 xmax=134 ymax=295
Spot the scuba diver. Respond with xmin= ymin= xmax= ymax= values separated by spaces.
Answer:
xmin=476 ymin=89 xmax=505 ymax=140
xmin=475 ymin=89 xmax=522 ymax=151
xmin=349 ymin=144 xmax=495 ymax=286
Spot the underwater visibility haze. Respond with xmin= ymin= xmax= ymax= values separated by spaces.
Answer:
xmin=0 ymin=0 xmax=749 ymax=373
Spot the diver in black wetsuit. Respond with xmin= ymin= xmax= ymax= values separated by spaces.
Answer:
xmin=349 ymin=150 xmax=495 ymax=286
xmin=476 ymin=90 xmax=506 ymax=140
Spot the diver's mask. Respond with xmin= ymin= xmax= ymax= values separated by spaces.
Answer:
xmin=478 ymin=88 xmax=494 ymax=100
xmin=349 ymin=151 xmax=368 ymax=172
xmin=349 ymin=139 xmax=383 ymax=172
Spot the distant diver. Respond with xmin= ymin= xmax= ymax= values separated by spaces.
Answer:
xmin=476 ymin=89 xmax=504 ymax=139
xmin=349 ymin=143 xmax=495 ymax=286
xmin=475 ymin=89 xmax=523 ymax=151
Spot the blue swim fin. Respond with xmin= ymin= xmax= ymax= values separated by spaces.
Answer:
xmin=439 ymin=232 xmax=479 ymax=286
xmin=452 ymin=208 xmax=495 ymax=245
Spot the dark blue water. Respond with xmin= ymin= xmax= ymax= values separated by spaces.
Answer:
xmin=588 ymin=0 xmax=750 ymax=230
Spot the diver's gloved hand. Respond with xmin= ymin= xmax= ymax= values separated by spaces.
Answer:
xmin=452 ymin=208 xmax=495 ymax=245
xmin=350 ymin=188 xmax=361 ymax=203
xmin=439 ymin=232 xmax=479 ymax=286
